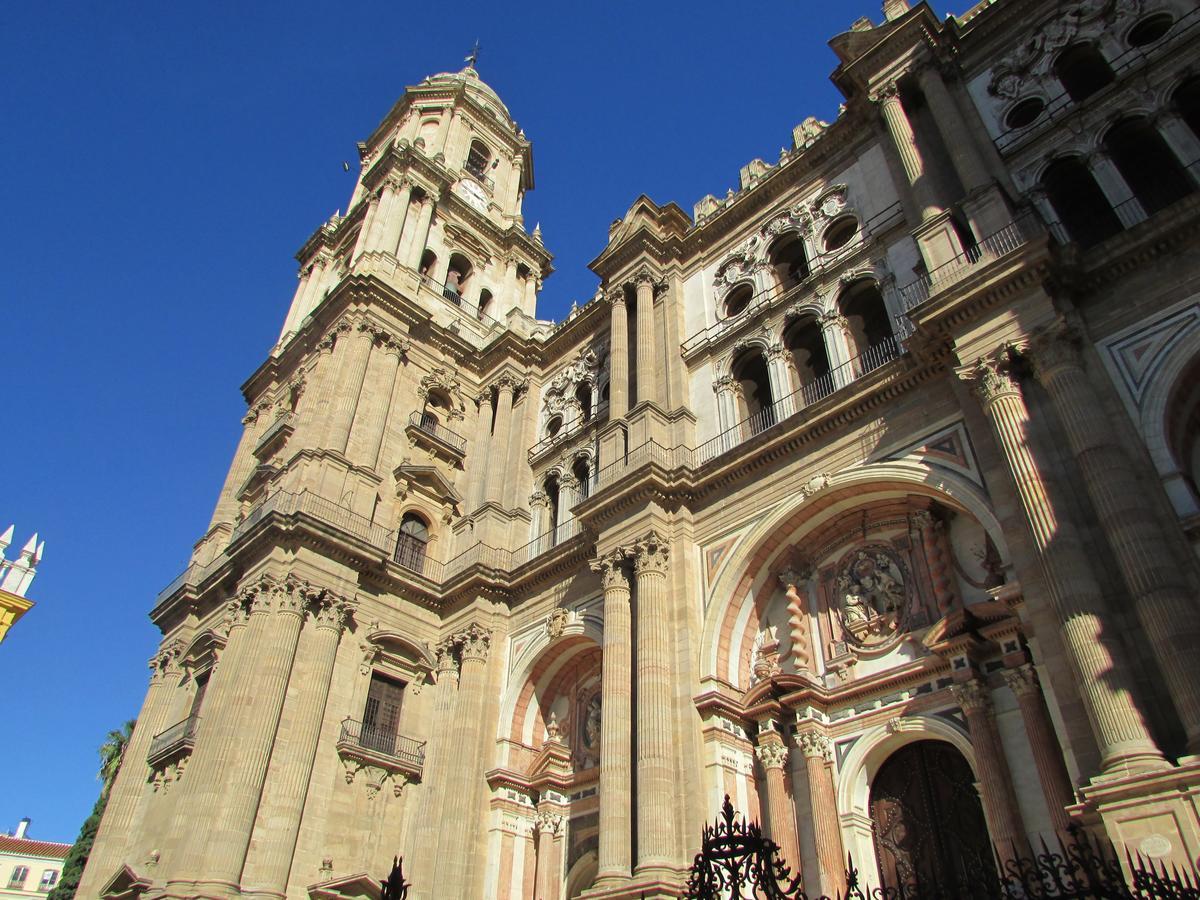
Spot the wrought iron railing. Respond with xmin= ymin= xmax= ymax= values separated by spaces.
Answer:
xmin=527 ymin=402 xmax=610 ymax=460
xmin=895 ymin=214 xmax=1040 ymax=314
xmin=680 ymin=202 xmax=905 ymax=355
xmin=338 ymin=718 xmax=425 ymax=768
xmin=406 ymin=411 xmax=467 ymax=452
xmin=147 ymin=715 xmax=200 ymax=762
xmin=463 ymin=166 xmax=495 ymax=192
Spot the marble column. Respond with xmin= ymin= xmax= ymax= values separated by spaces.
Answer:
xmin=951 ymin=678 xmax=1028 ymax=856
xmin=77 ymin=643 xmax=184 ymax=897
xmin=406 ymin=193 xmax=437 ymax=269
xmin=242 ymin=592 xmax=353 ymax=897
xmin=777 ymin=570 xmax=814 ymax=676
xmin=437 ymin=625 xmax=491 ymax=898
xmin=376 ymin=176 xmax=413 ymax=257
xmin=872 ymin=81 xmax=943 ymax=221
xmin=797 ymin=731 xmax=846 ymax=899
xmin=1002 ymin=664 xmax=1075 ymax=833
xmin=325 ymin=318 xmax=377 ymax=454
xmin=533 ymin=811 xmax=563 ymax=900
xmin=754 ymin=734 xmax=801 ymax=879
xmin=912 ymin=509 xmax=957 ymax=615
xmin=196 ymin=577 xmax=307 ymax=891
xmin=966 ymin=354 xmax=1166 ymax=777
xmin=634 ymin=273 xmax=658 ymax=406
xmin=1087 ymin=151 xmax=1147 ymax=228
xmin=1031 ymin=330 xmax=1200 ymax=753
xmin=590 ymin=550 xmax=633 ymax=885
xmin=632 ymin=532 xmax=678 ymax=875
xmin=608 ymin=287 xmax=630 ymax=418
xmin=483 ymin=378 xmax=516 ymax=505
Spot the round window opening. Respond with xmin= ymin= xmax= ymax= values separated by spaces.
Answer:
xmin=546 ymin=416 xmax=563 ymax=437
xmin=1005 ymin=97 xmax=1046 ymax=129
xmin=723 ymin=286 xmax=753 ymax=318
xmin=1127 ymin=13 xmax=1173 ymax=47
xmin=823 ymin=217 xmax=858 ymax=252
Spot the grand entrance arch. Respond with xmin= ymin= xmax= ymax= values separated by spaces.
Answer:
xmin=869 ymin=740 xmax=996 ymax=893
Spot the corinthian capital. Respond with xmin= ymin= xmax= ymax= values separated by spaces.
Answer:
xmin=1001 ymin=663 xmax=1040 ymax=698
xmin=435 ymin=638 xmax=459 ymax=676
xmin=966 ymin=352 xmax=1021 ymax=406
xmin=533 ymin=811 xmax=563 ymax=836
xmin=150 ymin=639 xmax=185 ymax=681
xmin=1029 ymin=325 xmax=1084 ymax=382
xmin=605 ymin=285 xmax=627 ymax=306
xmin=630 ymin=531 xmax=670 ymax=575
xmin=755 ymin=741 xmax=789 ymax=770
xmin=796 ymin=730 xmax=832 ymax=761
xmin=456 ymin=623 xmax=492 ymax=662
xmin=590 ymin=549 xmax=631 ymax=591
xmin=869 ymin=80 xmax=901 ymax=104
xmin=951 ymin=677 xmax=993 ymax=714
xmin=312 ymin=591 xmax=356 ymax=633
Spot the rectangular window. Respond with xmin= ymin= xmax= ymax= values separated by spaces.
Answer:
xmin=38 ymin=869 xmax=58 ymax=892
xmin=361 ymin=672 xmax=405 ymax=756
xmin=8 ymin=866 xmax=28 ymax=889
xmin=189 ymin=671 xmax=210 ymax=719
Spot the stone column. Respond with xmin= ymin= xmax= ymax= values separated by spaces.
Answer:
xmin=820 ymin=312 xmax=854 ymax=389
xmin=242 ymin=592 xmax=353 ymax=897
xmin=912 ymin=509 xmax=957 ymax=616
xmin=634 ymin=273 xmax=658 ymax=406
xmin=754 ymin=734 xmax=801 ymax=879
xmin=278 ymin=268 xmax=312 ymax=343
xmin=607 ymin=287 xmax=630 ymax=418
xmin=196 ymin=576 xmax=307 ymax=891
xmin=410 ymin=643 xmax=460 ymax=891
xmin=533 ymin=811 xmax=563 ymax=900
xmin=298 ymin=254 xmax=332 ymax=322
xmin=777 ymin=570 xmax=814 ymax=677
xmin=406 ymin=193 xmax=437 ymax=269
xmin=766 ymin=342 xmax=795 ymax=419
xmin=951 ymin=678 xmax=1028 ymax=856
xmin=797 ymin=731 xmax=846 ymax=899
xmin=632 ymin=532 xmax=678 ymax=875
xmin=209 ymin=407 xmax=268 ymax=527
xmin=1031 ymin=330 xmax=1200 ymax=753
xmin=712 ymin=376 xmax=738 ymax=442
xmin=916 ymin=65 xmax=990 ymax=195
xmin=872 ymin=81 xmax=943 ymax=221
xmin=325 ymin=318 xmax=377 ymax=454
xmin=436 ymin=625 xmax=491 ymax=898
xmin=557 ymin=474 xmax=580 ymax=540
xmin=466 ymin=391 xmax=493 ymax=510
xmin=292 ymin=320 xmax=347 ymax=451
xmin=1155 ymin=111 xmax=1200 ymax=186
xmin=965 ymin=354 xmax=1166 ymax=777
xmin=356 ymin=336 xmax=408 ymax=471
xmin=1087 ymin=151 xmax=1147 ymax=228
xmin=483 ymin=378 xmax=516 ymax=505
xmin=1026 ymin=187 xmax=1072 ymax=245
xmin=529 ymin=491 xmax=551 ymax=554
xmin=351 ymin=190 xmax=381 ymax=261
xmin=77 ymin=644 xmax=184 ymax=897
xmin=376 ymin=176 xmax=413 ymax=257
xmin=589 ymin=550 xmax=633 ymax=885
xmin=1002 ymin=664 xmax=1075 ymax=833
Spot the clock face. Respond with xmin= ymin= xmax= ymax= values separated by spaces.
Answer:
xmin=458 ymin=178 xmax=488 ymax=212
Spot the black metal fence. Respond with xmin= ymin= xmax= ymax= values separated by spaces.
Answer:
xmin=686 ymin=796 xmax=1200 ymax=900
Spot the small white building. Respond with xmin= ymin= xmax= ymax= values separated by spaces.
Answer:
xmin=0 ymin=820 xmax=69 ymax=898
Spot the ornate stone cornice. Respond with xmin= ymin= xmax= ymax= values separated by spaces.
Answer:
xmin=590 ymin=549 xmax=631 ymax=591
xmin=630 ymin=531 xmax=669 ymax=575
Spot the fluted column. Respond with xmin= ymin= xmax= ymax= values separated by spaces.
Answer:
xmin=712 ymin=376 xmax=738 ymax=442
xmin=754 ymin=734 xmax=801 ymax=879
xmin=916 ymin=64 xmax=990 ymax=194
xmin=590 ymin=550 xmax=633 ymax=884
xmin=632 ymin=532 xmax=678 ymax=874
xmin=353 ymin=336 xmax=408 ymax=470
xmin=533 ymin=810 xmax=563 ymax=900
xmin=351 ymin=190 xmax=381 ymax=261
xmin=325 ymin=318 xmax=377 ymax=454
xmin=820 ymin=312 xmax=854 ymax=389
xmin=607 ymin=287 xmax=630 ymax=418
xmin=406 ymin=193 xmax=437 ymax=269
xmin=196 ymin=576 xmax=308 ymax=891
xmin=483 ymin=378 xmax=516 ymax=505
xmin=77 ymin=643 xmax=184 ymax=896
xmin=1156 ymin=110 xmax=1200 ymax=187
xmin=209 ymin=406 xmax=268 ymax=527
xmin=965 ymin=354 xmax=1166 ymax=776
xmin=1002 ymin=664 xmax=1075 ymax=833
xmin=467 ymin=392 xmax=493 ymax=510
xmin=912 ymin=509 xmax=957 ymax=616
xmin=1031 ymin=329 xmax=1200 ymax=753
xmin=278 ymin=268 xmax=312 ymax=343
xmin=291 ymin=321 xmax=347 ymax=451
xmin=872 ymin=81 xmax=943 ymax=221
xmin=558 ymin=474 xmax=580 ymax=540
xmin=242 ymin=592 xmax=353 ymax=898
xmin=797 ymin=731 xmax=846 ymax=899
xmin=634 ymin=273 xmax=658 ymax=406
xmin=437 ymin=625 xmax=491 ymax=898
xmin=530 ymin=491 xmax=551 ymax=553
xmin=766 ymin=343 xmax=795 ymax=418
xmin=951 ymin=678 xmax=1028 ymax=855
xmin=1087 ymin=151 xmax=1146 ymax=227
xmin=376 ymin=176 xmax=413 ymax=257
xmin=298 ymin=253 xmax=333 ymax=322
xmin=410 ymin=643 xmax=460 ymax=891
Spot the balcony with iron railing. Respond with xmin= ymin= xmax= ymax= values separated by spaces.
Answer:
xmin=337 ymin=718 xmax=426 ymax=780
xmin=527 ymin=402 xmax=610 ymax=461
xmin=463 ymin=164 xmax=495 ymax=192
xmin=406 ymin=411 xmax=467 ymax=454
xmin=680 ymin=202 xmax=905 ymax=357
xmin=147 ymin=715 xmax=200 ymax=767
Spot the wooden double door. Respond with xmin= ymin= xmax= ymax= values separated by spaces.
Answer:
xmin=869 ymin=739 xmax=998 ymax=894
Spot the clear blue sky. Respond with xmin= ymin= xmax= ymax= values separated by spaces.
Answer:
xmin=0 ymin=0 xmax=962 ymax=842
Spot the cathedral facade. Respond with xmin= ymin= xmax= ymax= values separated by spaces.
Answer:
xmin=79 ymin=0 xmax=1200 ymax=897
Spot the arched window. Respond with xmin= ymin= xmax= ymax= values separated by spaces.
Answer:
xmin=767 ymin=234 xmax=809 ymax=293
xmin=1127 ymin=12 xmax=1174 ymax=48
xmin=1042 ymin=157 xmax=1122 ymax=248
xmin=478 ymin=289 xmax=494 ymax=320
xmin=1175 ymin=76 xmax=1200 ymax=142
xmin=545 ymin=415 xmax=563 ymax=439
xmin=1053 ymin=43 xmax=1115 ymax=103
xmin=544 ymin=474 xmax=561 ymax=546
xmin=784 ymin=315 xmax=832 ymax=405
xmin=444 ymin=253 xmax=473 ymax=304
xmin=731 ymin=349 xmax=775 ymax=435
xmin=466 ymin=139 xmax=491 ymax=179
xmin=823 ymin=216 xmax=859 ymax=253
xmin=395 ymin=512 xmax=430 ymax=571
xmin=418 ymin=248 xmax=437 ymax=278
xmin=723 ymin=284 xmax=753 ymax=318
xmin=573 ymin=457 xmax=591 ymax=501
xmin=1005 ymin=97 xmax=1046 ymax=130
xmin=839 ymin=281 xmax=892 ymax=358
xmin=421 ymin=390 xmax=450 ymax=432
xmin=1104 ymin=116 xmax=1195 ymax=216
xmin=576 ymin=381 xmax=593 ymax=422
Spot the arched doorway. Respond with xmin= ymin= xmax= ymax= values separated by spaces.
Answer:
xmin=870 ymin=740 xmax=996 ymax=893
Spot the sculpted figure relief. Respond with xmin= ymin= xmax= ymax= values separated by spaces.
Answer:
xmin=835 ymin=545 xmax=909 ymax=647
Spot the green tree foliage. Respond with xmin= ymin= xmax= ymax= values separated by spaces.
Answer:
xmin=47 ymin=719 xmax=135 ymax=900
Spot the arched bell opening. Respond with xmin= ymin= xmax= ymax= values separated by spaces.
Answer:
xmin=444 ymin=252 xmax=473 ymax=303
xmin=838 ymin=280 xmax=892 ymax=360
xmin=1041 ymin=157 xmax=1123 ymax=248
xmin=418 ymin=248 xmax=438 ymax=278
xmin=784 ymin=314 xmax=832 ymax=404
xmin=1103 ymin=115 xmax=1195 ymax=216
xmin=572 ymin=457 xmax=591 ymax=502
xmin=477 ymin=288 xmax=494 ymax=320
xmin=575 ymin=381 xmax=593 ymax=423
xmin=1053 ymin=42 xmax=1115 ymax=103
xmin=767 ymin=233 xmax=810 ymax=294
xmin=731 ymin=349 xmax=775 ymax=435
xmin=544 ymin=473 xmax=561 ymax=547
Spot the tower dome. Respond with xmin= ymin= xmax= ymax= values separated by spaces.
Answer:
xmin=419 ymin=66 xmax=512 ymax=125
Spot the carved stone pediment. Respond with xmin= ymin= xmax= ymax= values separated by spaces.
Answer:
xmin=307 ymin=871 xmax=382 ymax=900
xmin=393 ymin=464 xmax=461 ymax=513
xmin=99 ymin=865 xmax=152 ymax=900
